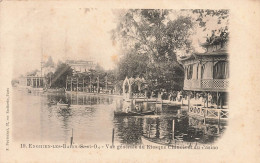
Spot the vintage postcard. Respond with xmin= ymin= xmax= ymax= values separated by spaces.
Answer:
xmin=0 ymin=0 xmax=259 ymax=162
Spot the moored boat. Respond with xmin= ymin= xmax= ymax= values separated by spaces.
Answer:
xmin=114 ymin=111 xmax=143 ymax=116
xmin=114 ymin=110 xmax=155 ymax=116
xmin=141 ymin=110 xmax=155 ymax=115
xmin=57 ymin=102 xmax=69 ymax=109
xmin=46 ymin=88 xmax=65 ymax=93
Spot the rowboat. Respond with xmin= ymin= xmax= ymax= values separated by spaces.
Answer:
xmin=141 ymin=110 xmax=155 ymax=115
xmin=57 ymin=102 xmax=69 ymax=109
xmin=46 ymin=88 xmax=65 ymax=93
xmin=48 ymin=101 xmax=57 ymax=106
xmin=114 ymin=110 xmax=155 ymax=116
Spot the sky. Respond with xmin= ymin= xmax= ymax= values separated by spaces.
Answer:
xmin=2 ymin=6 xmax=228 ymax=78
xmin=2 ymin=5 xmax=119 ymax=78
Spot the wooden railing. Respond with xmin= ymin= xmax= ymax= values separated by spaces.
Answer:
xmin=188 ymin=106 xmax=228 ymax=120
xmin=132 ymin=93 xmax=146 ymax=99
xmin=184 ymin=79 xmax=228 ymax=91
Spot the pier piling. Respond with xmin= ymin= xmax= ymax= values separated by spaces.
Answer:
xmin=112 ymin=128 xmax=115 ymax=146
xmin=70 ymin=128 xmax=73 ymax=146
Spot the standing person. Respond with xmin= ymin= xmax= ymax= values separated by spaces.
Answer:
xmin=65 ymin=98 xmax=71 ymax=106
xmin=177 ymin=91 xmax=182 ymax=102
xmin=179 ymin=91 xmax=183 ymax=101
xmin=125 ymin=106 xmax=130 ymax=113
xmin=151 ymin=91 xmax=154 ymax=98
xmin=172 ymin=91 xmax=177 ymax=101
xmin=208 ymin=93 xmax=212 ymax=105
xmin=58 ymin=98 xmax=63 ymax=104
xmin=196 ymin=92 xmax=199 ymax=100
xmin=169 ymin=92 xmax=172 ymax=101
xmin=203 ymin=92 xmax=208 ymax=107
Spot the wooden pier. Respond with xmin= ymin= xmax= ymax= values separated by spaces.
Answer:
xmin=188 ymin=105 xmax=228 ymax=120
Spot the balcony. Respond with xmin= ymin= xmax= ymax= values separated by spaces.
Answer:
xmin=184 ymin=79 xmax=228 ymax=91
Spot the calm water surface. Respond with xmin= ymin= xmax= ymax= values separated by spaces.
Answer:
xmin=12 ymin=89 xmax=226 ymax=145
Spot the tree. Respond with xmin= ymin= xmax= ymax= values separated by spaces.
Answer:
xmin=45 ymin=72 xmax=54 ymax=87
xmin=191 ymin=9 xmax=229 ymax=46
xmin=44 ymin=56 xmax=55 ymax=68
xmin=27 ymin=69 xmax=40 ymax=76
xmin=111 ymin=9 xmax=229 ymax=91
xmin=117 ymin=51 xmax=149 ymax=80
xmin=112 ymin=9 xmax=193 ymax=90
xmin=51 ymin=63 xmax=73 ymax=88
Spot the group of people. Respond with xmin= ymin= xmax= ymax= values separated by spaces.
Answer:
xmin=152 ymin=90 xmax=217 ymax=106
xmin=154 ymin=90 xmax=186 ymax=101
xmin=58 ymin=98 xmax=71 ymax=105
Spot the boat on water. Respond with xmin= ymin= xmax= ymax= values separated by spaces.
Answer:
xmin=46 ymin=88 xmax=65 ymax=93
xmin=57 ymin=102 xmax=70 ymax=109
xmin=114 ymin=110 xmax=155 ymax=116
xmin=47 ymin=100 xmax=57 ymax=106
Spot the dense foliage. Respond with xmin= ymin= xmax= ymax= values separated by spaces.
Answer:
xmin=50 ymin=63 xmax=73 ymax=88
xmin=111 ymin=9 xmax=229 ymax=92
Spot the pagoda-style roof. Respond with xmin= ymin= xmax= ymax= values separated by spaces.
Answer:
xmin=195 ymin=49 xmax=228 ymax=56
xmin=178 ymin=41 xmax=228 ymax=63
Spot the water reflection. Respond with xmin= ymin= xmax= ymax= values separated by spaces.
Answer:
xmin=12 ymin=89 xmax=226 ymax=145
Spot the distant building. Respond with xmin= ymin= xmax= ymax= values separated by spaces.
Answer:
xmin=65 ymin=60 xmax=96 ymax=73
xmin=19 ymin=75 xmax=45 ymax=89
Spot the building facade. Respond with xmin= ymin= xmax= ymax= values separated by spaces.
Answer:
xmin=178 ymin=41 xmax=229 ymax=120
xmin=65 ymin=60 xmax=96 ymax=73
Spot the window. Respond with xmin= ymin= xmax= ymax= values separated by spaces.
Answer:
xmin=187 ymin=65 xmax=193 ymax=80
xmin=213 ymin=61 xmax=229 ymax=79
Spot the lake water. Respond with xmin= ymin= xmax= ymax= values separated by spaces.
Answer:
xmin=12 ymin=89 xmax=227 ymax=145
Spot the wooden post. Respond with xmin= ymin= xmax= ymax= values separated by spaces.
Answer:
xmin=188 ymin=92 xmax=190 ymax=113
xmin=203 ymin=109 xmax=206 ymax=125
xmin=97 ymin=76 xmax=99 ymax=93
xmin=76 ymin=78 xmax=78 ymax=92
xmin=70 ymin=78 xmax=72 ymax=91
xmin=50 ymin=75 xmax=52 ymax=87
xmin=76 ymin=93 xmax=78 ymax=105
xmin=83 ymin=78 xmax=85 ymax=92
xmin=217 ymin=91 xmax=219 ymax=109
xmin=148 ymin=124 xmax=151 ymax=138
xmin=70 ymin=93 xmax=72 ymax=104
xmin=105 ymin=75 xmax=108 ymax=92
xmin=90 ymin=76 xmax=92 ymax=92
xmin=218 ymin=109 xmax=221 ymax=124
xmin=172 ymin=120 xmax=175 ymax=140
xmin=112 ymin=128 xmax=115 ymax=146
xmin=206 ymin=93 xmax=208 ymax=108
xmin=66 ymin=76 xmax=68 ymax=90
xmin=70 ymin=128 xmax=73 ymax=146
xmin=220 ymin=92 xmax=223 ymax=109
